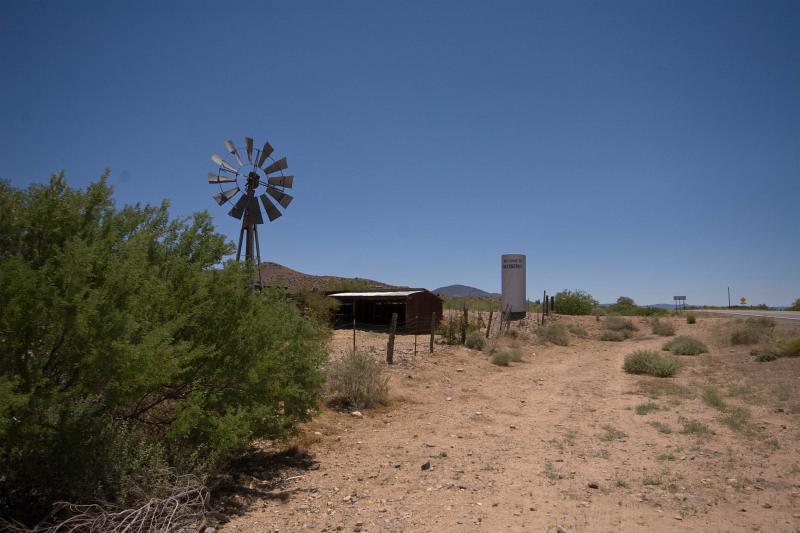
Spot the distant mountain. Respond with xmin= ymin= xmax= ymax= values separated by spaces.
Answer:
xmin=433 ymin=284 xmax=499 ymax=298
xmin=258 ymin=262 xmax=402 ymax=292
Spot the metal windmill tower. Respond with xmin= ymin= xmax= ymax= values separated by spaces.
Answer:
xmin=208 ymin=137 xmax=294 ymax=287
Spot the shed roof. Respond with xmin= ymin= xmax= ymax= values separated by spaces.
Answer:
xmin=329 ymin=290 xmax=422 ymax=298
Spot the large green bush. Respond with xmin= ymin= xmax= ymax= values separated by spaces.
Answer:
xmin=789 ymin=298 xmax=800 ymax=311
xmin=553 ymin=290 xmax=598 ymax=316
xmin=0 ymin=175 xmax=327 ymax=522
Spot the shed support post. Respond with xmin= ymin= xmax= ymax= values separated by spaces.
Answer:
xmin=430 ymin=312 xmax=436 ymax=353
xmin=387 ymin=313 xmax=398 ymax=365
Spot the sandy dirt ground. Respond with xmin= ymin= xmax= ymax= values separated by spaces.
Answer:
xmin=222 ymin=315 xmax=800 ymax=532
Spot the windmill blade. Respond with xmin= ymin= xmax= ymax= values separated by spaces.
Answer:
xmin=211 ymin=153 xmax=238 ymax=174
xmin=228 ymin=194 xmax=248 ymax=219
xmin=257 ymin=141 xmax=274 ymax=168
xmin=259 ymin=193 xmax=282 ymax=222
xmin=224 ymin=140 xmax=243 ymax=166
xmin=267 ymin=175 xmax=294 ymax=188
xmin=208 ymin=172 xmax=236 ymax=184
xmin=267 ymin=186 xmax=293 ymax=208
xmin=244 ymin=195 xmax=263 ymax=225
xmin=212 ymin=186 xmax=239 ymax=205
xmin=245 ymin=137 xmax=254 ymax=164
xmin=263 ymin=157 xmax=288 ymax=175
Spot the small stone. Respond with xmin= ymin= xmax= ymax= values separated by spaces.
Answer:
xmin=421 ymin=460 xmax=431 ymax=470
xmin=456 ymin=368 xmax=464 ymax=372
xmin=204 ymin=528 xmax=216 ymax=533
xmin=351 ymin=411 xmax=363 ymax=418
xmin=674 ymin=515 xmax=683 ymax=520
xmin=588 ymin=481 xmax=599 ymax=489
xmin=510 ymin=425 xmax=517 ymax=429
xmin=446 ymin=397 xmax=452 ymax=401
xmin=762 ymin=503 xmax=772 ymax=509
xmin=556 ymin=525 xmax=567 ymax=533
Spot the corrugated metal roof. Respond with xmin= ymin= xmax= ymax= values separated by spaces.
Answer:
xmin=329 ymin=291 xmax=422 ymax=298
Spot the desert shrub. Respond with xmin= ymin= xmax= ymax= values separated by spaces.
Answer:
xmin=604 ymin=316 xmax=638 ymax=332
xmin=566 ymin=323 xmax=588 ymax=338
xmin=508 ymin=348 xmax=523 ymax=362
xmin=686 ymin=314 xmax=697 ymax=324
xmin=752 ymin=338 xmax=800 ymax=361
xmin=465 ymin=330 xmax=486 ymax=350
xmin=296 ymin=288 xmax=339 ymax=326
xmin=623 ymin=350 xmax=680 ymax=377
xmin=327 ymin=348 xmax=389 ymax=410
xmin=436 ymin=315 xmax=462 ymax=344
xmin=490 ymin=350 xmax=513 ymax=366
xmin=554 ymin=290 xmax=598 ymax=316
xmin=789 ymin=297 xmax=800 ymax=311
xmin=0 ymin=175 xmax=327 ymax=523
xmin=731 ymin=317 xmax=775 ymax=345
xmin=592 ymin=307 xmax=607 ymax=317
xmin=607 ymin=296 xmax=667 ymax=317
xmin=651 ymin=319 xmax=675 ymax=336
xmin=784 ymin=338 xmax=800 ymax=357
xmin=537 ymin=323 xmax=570 ymax=346
xmin=663 ymin=335 xmax=708 ymax=355
xmin=753 ymin=350 xmax=780 ymax=362
xmin=600 ymin=330 xmax=631 ymax=341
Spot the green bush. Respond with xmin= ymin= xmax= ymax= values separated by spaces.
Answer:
xmin=436 ymin=315 xmax=462 ymax=345
xmin=490 ymin=350 xmax=513 ymax=366
xmin=686 ymin=314 xmax=697 ymax=324
xmin=508 ymin=348 xmax=523 ymax=362
xmin=537 ymin=323 xmax=570 ymax=346
xmin=663 ymin=335 xmax=708 ymax=355
xmin=730 ymin=317 xmax=775 ymax=345
xmin=789 ymin=298 xmax=800 ymax=311
xmin=604 ymin=316 xmax=638 ymax=332
xmin=566 ymin=323 xmax=588 ymax=338
xmin=600 ymin=330 xmax=631 ymax=341
xmin=465 ymin=330 xmax=486 ymax=350
xmin=785 ymin=338 xmax=800 ymax=357
xmin=623 ymin=350 xmax=680 ymax=377
xmin=0 ymin=175 xmax=327 ymax=522
xmin=327 ymin=349 xmax=389 ymax=409
xmin=553 ymin=290 xmax=598 ymax=315
xmin=651 ymin=319 xmax=676 ymax=336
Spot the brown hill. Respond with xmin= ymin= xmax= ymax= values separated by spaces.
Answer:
xmin=257 ymin=262 xmax=403 ymax=292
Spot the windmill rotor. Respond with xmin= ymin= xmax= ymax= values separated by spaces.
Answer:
xmin=207 ymin=136 xmax=295 ymax=287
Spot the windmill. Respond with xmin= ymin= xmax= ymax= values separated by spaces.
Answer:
xmin=208 ymin=137 xmax=294 ymax=287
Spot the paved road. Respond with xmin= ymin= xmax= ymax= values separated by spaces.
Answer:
xmin=695 ymin=309 xmax=800 ymax=322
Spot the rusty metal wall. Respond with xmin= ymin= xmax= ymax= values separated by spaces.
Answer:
xmin=405 ymin=291 xmax=443 ymax=334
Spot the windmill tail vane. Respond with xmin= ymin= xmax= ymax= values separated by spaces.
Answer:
xmin=208 ymin=136 xmax=294 ymax=288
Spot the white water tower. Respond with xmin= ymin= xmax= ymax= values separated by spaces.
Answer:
xmin=501 ymin=254 xmax=526 ymax=319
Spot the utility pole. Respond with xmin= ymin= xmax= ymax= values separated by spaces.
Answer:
xmin=728 ymin=287 xmax=731 ymax=309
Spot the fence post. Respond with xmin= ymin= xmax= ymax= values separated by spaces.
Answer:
xmin=486 ymin=310 xmax=493 ymax=338
xmin=461 ymin=305 xmax=468 ymax=344
xmin=387 ymin=312 xmax=398 ymax=365
xmin=414 ymin=315 xmax=418 ymax=356
xmin=430 ymin=312 xmax=436 ymax=353
xmin=352 ymin=317 xmax=356 ymax=353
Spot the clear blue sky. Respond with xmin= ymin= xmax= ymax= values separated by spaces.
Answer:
xmin=1 ymin=1 xmax=798 ymax=305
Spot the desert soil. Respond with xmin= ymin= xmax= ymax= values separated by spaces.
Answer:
xmin=222 ymin=315 xmax=800 ymax=532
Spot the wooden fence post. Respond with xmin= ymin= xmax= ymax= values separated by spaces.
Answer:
xmin=386 ymin=312 xmax=398 ymax=365
xmin=430 ymin=312 xmax=436 ymax=353
xmin=414 ymin=315 xmax=418 ymax=356
xmin=352 ymin=317 xmax=356 ymax=353
xmin=461 ymin=306 xmax=468 ymax=344
xmin=486 ymin=310 xmax=493 ymax=338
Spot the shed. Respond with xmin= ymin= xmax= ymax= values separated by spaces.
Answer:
xmin=329 ymin=289 xmax=443 ymax=334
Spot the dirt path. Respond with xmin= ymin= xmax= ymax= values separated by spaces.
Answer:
xmin=223 ymin=316 xmax=800 ymax=532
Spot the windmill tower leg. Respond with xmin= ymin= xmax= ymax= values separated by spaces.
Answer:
xmin=254 ymin=225 xmax=263 ymax=289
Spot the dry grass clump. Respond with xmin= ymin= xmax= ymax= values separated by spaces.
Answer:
xmin=686 ymin=314 xmax=697 ymax=324
xmin=465 ymin=330 xmax=486 ymax=350
xmin=730 ymin=317 xmax=775 ymax=345
xmin=600 ymin=330 xmax=631 ymax=341
xmin=623 ymin=350 xmax=680 ymax=377
xmin=605 ymin=316 xmax=638 ymax=333
xmin=751 ymin=338 xmax=800 ymax=362
xmin=651 ymin=319 xmax=675 ymax=336
xmin=566 ymin=323 xmax=588 ymax=338
xmin=537 ymin=323 xmax=570 ymax=346
xmin=327 ymin=348 xmax=389 ymax=409
xmin=663 ymin=335 xmax=708 ymax=355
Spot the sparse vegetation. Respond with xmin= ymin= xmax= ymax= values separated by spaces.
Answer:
xmin=663 ymin=335 xmax=708 ymax=355
xmin=327 ymin=348 xmax=389 ymax=409
xmin=648 ymin=421 xmax=673 ymax=434
xmin=600 ymin=424 xmax=628 ymax=442
xmin=702 ymin=387 xmax=726 ymax=410
xmin=566 ymin=323 xmax=588 ymax=338
xmin=465 ymin=330 xmax=486 ymax=350
xmin=680 ymin=418 xmax=711 ymax=436
xmin=553 ymin=289 xmax=598 ymax=315
xmin=730 ymin=317 xmax=776 ymax=345
xmin=607 ymin=296 xmax=668 ymax=317
xmin=651 ymin=319 xmax=675 ymax=336
xmin=624 ymin=350 xmax=680 ymax=377
xmin=537 ymin=323 xmax=570 ymax=346
xmin=686 ymin=314 xmax=697 ymax=324
xmin=605 ymin=316 xmax=639 ymax=333
xmin=789 ymin=297 xmax=800 ymax=312
xmin=635 ymin=402 xmax=660 ymax=415
xmin=437 ymin=315 xmax=463 ymax=345
xmin=639 ymin=380 xmax=694 ymax=399
xmin=490 ymin=349 xmax=514 ymax=366
xmin=600 ymin=330 xmax=631 ymax=341
xmin=721 ymin=406 xmax=759 ymax=436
